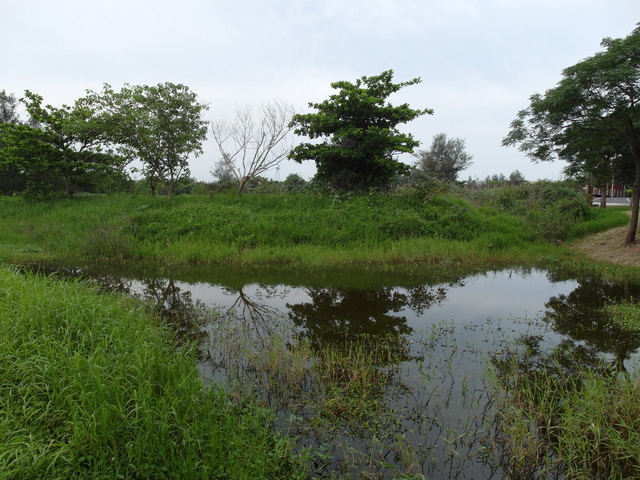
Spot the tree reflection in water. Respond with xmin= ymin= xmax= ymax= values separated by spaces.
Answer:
xmin=141 ymin=278 xmax=210 ymax=358
xmin=544 ymin=276 xmax=640 ymax=373
xmin=486 ymin=275 xmax=640 ymax=478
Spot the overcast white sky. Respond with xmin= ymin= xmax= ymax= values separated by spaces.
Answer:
xmin=3 ymin=1 xmax=639 ymax=182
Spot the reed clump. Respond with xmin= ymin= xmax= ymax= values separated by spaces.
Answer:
xmin=489 ymin=347 xmax=640 ymax=479
xmin=0 ymin=266 xmax=306 ymax=479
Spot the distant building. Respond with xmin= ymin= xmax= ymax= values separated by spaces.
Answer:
xmin=591 ymin=184 xmax=626 ymax=197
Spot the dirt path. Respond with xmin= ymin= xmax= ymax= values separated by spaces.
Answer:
xmin=570 ymin=223 xmax=640 ymax=268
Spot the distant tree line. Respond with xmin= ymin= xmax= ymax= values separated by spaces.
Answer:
xmin=4 ymin=20 xmax=640 ymax=211
xmin=0 ymin=84 xmax=208 ymax=199
xmin=0 ymin=72 xmax=500 ymax=199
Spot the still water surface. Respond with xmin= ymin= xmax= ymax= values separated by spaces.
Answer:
xmin=29 ymin=264 xmax=640 ymax=478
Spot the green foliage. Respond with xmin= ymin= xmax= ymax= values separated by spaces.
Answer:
xmin=0 ymin=89 xmax=21 ymax=124
xmin=282 ymin=173 xmax=308 ymax=193
xmin=0 ymin=266 xmax=306 ymax=479
xmin=0 ymin=123 xmax=57 ymax=198
xmin=0 ymin=191 xmax=574 ymax=267
xmin=86 ymin=83 xmax=209 ymax=199
xmin=0 ymin=92 xmax=125 ymax=199
xmin=289 ymin=70 xmax=432 ymax=191
xmin=126 ymin=193 xmax=485 ymax=251
xmin=602 ymin=303 xmax=640 ymax=332
xmin=503 ymin=24 xmax=640 ymax=242
xmin=490 ymin=349 xmax=640 ymax=479
xmin=566 ymin=205 xmax=630 ymax=241
xmin=466 ymin=181 xmax=589 ymax=242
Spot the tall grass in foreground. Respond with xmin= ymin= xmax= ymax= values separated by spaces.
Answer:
xmin=0 ymin=266 xmax=306 ymax=479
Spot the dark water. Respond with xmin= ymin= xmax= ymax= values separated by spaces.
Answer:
xmin=21 ymin=263 xmax=640 ymax=479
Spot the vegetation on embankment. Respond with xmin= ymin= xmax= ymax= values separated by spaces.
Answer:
xmin=0 ymin=183 xmax=631 ymax=273
xmin=0 ymin=266 xmax=306 ymax=479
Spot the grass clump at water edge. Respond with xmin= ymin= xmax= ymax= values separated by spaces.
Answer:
xmin=0 ymin=266 xmax=307 ymax=479
xmin=488 ymin=340 xmax=640 ymax=479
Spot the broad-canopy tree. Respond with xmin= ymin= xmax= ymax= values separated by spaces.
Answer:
xmin=503 ymin=25 xmax=640 ymax=243
xmin=0 ymin=91 xmax=120 ymax=198
xmin=0 ymin=123 xmax=54 ymax=196
xmin=87 ymin=83 xmax=209 ymax=199
xmin=289 ymin=70 xmax=432 ymax=191
xmin=414 ymin=133 xmax=473 ymax=182
xmin=211 ymin=100 xmax=294 ymax=194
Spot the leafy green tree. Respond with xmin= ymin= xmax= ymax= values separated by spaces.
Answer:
xmin=503 ymin=26 xmax=640 ymax=243
xmin=289 ymin=70 xmax=432 ymax=191
xmin=0 ymin=91 xmax=121 ymax=197
xmin=508 ymin=169 xmax=526 ymax=186
xmin=20 ymin=91 xmax=123 ymax=197
xmin=0 ymin=123 xmax=55 ymax=197
xmin=88 ymin=83 xmax=209 ymax=200
xmin=210 ymin=159 xmax=236 ymax=192
xmin=0 ymin=90 xmax=24 ymax=194
xmin=413 ymin=133 xmax=473 ymax=182
xmin=282 ymin=173 xmax=307 ymax=193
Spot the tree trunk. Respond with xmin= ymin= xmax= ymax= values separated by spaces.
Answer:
xmin=235 ymin=177 xmax=249 ymax=195
xmin=599 ymin=182 xmax=607 ymax=209
xmin=624 ymin=151 xmax=640 ymax=243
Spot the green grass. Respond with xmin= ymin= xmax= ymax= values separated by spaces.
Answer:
xmin=0 ymin=266 xmax=306 ymax=479
xmin=603 ymin=302 xmax=640 ymax=331
xmin=0 ymin=192 xmax=579 ymax=269
xmin=489 ymin=352 xmax=640 ymax=479
xmin=488 ymin=304 xmax=640 ymax=478
xmin=567 ymin=205 xmax=630 ymax=240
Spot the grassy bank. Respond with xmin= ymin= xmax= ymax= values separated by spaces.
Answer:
xmin=0 ymin=190 xmax=628 ymax=270
xmin=0 ymin=266 xmax=305 ymax=479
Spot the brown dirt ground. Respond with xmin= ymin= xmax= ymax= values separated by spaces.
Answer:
xmin=570 ymin=216 xmax=640 ymax=268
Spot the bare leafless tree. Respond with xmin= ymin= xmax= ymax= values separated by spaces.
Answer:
xmin=211 ymin=100 xmax=295 ymax=194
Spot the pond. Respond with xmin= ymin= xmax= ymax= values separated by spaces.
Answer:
xmin=23 ymin=263 xmax=640 ymax=479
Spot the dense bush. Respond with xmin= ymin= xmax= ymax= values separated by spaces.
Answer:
xmin=462 ymin=181 xmax=590 ymax=241
xmin=1 ymin=186 xmax=615 ymax=267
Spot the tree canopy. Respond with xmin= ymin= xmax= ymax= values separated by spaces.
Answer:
xmin=0 ymin=91 xmax=123 ymax=198
xmin=503 ymin=25 xmax=640 ymax=242
xmin=414 ymin=133 xmax=473 ymax=183
xmin=0 ymin=90 xmax=21 ymax=124
xmin=87 ymin=83 xmax=209 ymax=199
xmin=289 ymin=70 xmax=432 ymax=191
